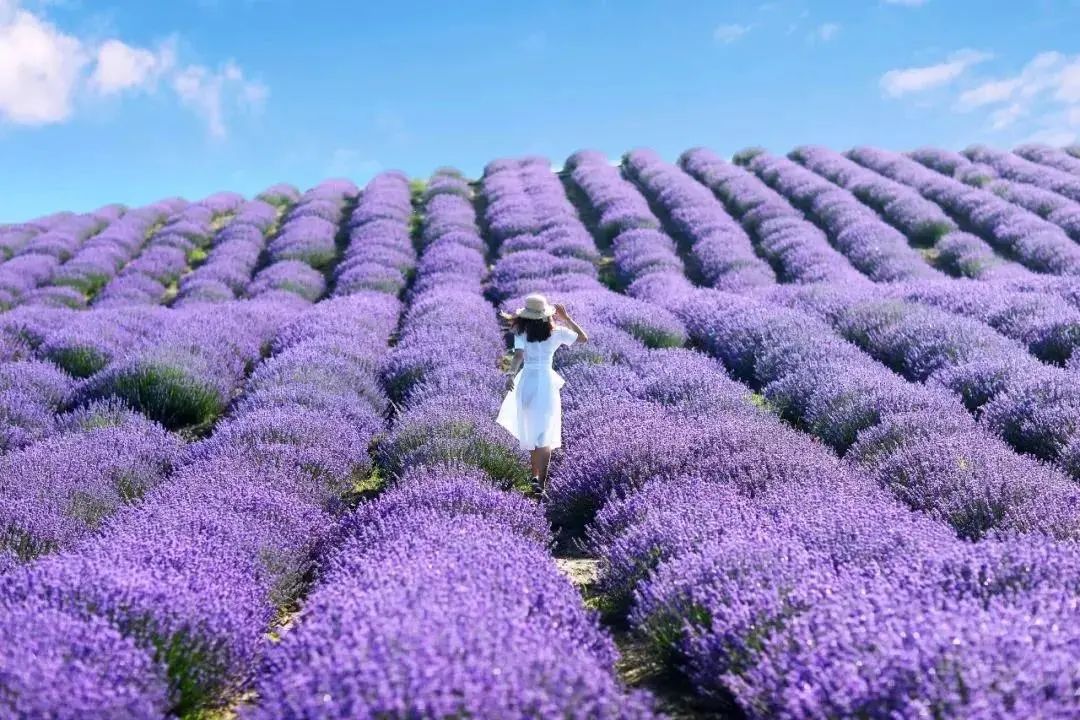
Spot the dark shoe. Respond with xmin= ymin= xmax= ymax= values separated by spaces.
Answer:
xmin=530 ymin=476 xmax=542 ymax=496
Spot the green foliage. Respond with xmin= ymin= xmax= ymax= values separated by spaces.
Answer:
xmin=382 ymin=422 xmax=531 ymax=491
xmin=910 ymin=221 xmax=955 ymax=248
xmin=624 ymin=322 xmax=685 ymax=349
xmin=144 ymin=622 xmax=234 ymax=718
xmin=1 ymin=524 xmax=55 ymax=562
xmin=733 ymin=146 xmax=767 ymax=166
xmin=54 ymin=272 xmax=108 ymax=296
xmin=408 ymin=178 xmax=427 ymax=200
xmin=746 ymin=392 xmax=778 ymax=416
xmin=273 ymin=281 xmax=322 ymax=302
xmin=67 ymin=491 xmax=113 ymax=529
xmin=283 ymin=247 xmax=336 ymax=270
xmin=209 ymin=213 xmax=235 ymax=233
xmin=105 ymin=362 xmax=223 ymax=431
xmin=47 ymin=345 xmax=109 ymax=378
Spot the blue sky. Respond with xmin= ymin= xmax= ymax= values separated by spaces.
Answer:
xmin=1 ymin=0 xmax=1079 ymax=221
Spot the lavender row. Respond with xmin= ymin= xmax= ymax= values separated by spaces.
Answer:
xmin=747 ymin=151 xmax=942 ymax=281
xmin=49 ymin=203 xmax=179 ymax=307
xmin=803 ymin=146 xmax=1045 ymax=280
xmin=332 ymin=171 xmax=416 ymax=296
xmin=487 ymin=156 xmax=686 ymax=357
xmin=770 ymin=148 xmax=1080 ymax=363
xmin=790 ymin=145 xmax=956 ymax=245
xmin=0 ymin=402 xmax=182 ymax=570
xmin=0 ymin=212 xmax=115 ymax=309
xmin=174 ymin=199 xmax=282 ymax=306
xmin=880 ymin=278 xmax=1080 ymax=365
xmin=256 ymin=183 xmax=301 ymax=206
xmin=565 ymin=151 xmax=690 ymax=294
xmin=0 ymin=303 xmax=138 ymax=453
xmin=92 ymin=200 xmax=221 ymax=307
xmin=0 ymin=214 xmax=50 ymax=258
xmin=252 ymin=468 xmax=652 ymax=719
xmin=0 ymin=292 xmax=398 ymax=718
xmin=787 ymin=145 xmax=1034 ymax=279
xmin=848 ymin=146 xmax=1080 ymax=275
xmin=565 ymin=148 xmax=1080 ymax=539
xmin=766 ymin=282 xmax=1080 ymax=469
xmin=248 ymin=168 xmax=652 ymax=718
xmin=1015 ymin=143 xmax=1080 ymax=175
xmin=578 ymin=158 xmax=1080 ymax=539
xmin=248 ymin=180 xmax=358 ymax=302
xmin=966 ymin=144 xmax=1080 ymax=204
xmin=851 ymin=147 xmax=1036 ymax=279
xmin=675 ymin=154 xmax=1080 ymax=490
xmin=611 ymin=149 xmax=776 ymax=291
xmin=678 ymin=285 xmax=1080 ymax=538
xmin=0 ymin=354 xmax=78 ymax=451
xmin=677 ymin=148 xmax=869 ymax=284
xmin=76 ymin=300 xmax=302 ymax=431
xmin=912 ymin=147 xmax=1080 ymax=243
xmin=551 ymin=154 xmax=1080 ymax=718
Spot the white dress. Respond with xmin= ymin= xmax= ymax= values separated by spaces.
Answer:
xmin=497 ymin=326 xmax=579 ymax=451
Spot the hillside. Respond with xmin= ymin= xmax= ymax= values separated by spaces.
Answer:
xmin=3 ymin=143 xmax=1080 ymax=719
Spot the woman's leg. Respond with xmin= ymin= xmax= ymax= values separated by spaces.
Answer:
xmin=536 ymin=446 xmax=553 ymax=490
xmin=529 ymin=449 xmax=542 ymax=480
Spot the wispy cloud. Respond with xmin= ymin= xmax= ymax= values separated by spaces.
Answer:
xmin=885 ymin=47 xmax=1080 ymax=146
xmin=817 ymin=22 xmax=840 ymax=42
xmin=949 ymin=51 xmax=1080 ymax=145
xmin=89 ymin=37 xmax=175 ymax=95
xmin=956 ymin=52 xmax=1063 ymax=109
xmin=0 ymin=0 xmax=266 ymax=137
xmin=172 ymin=60 xmax=266 ymax=139
xmin=880 ymin=49 xmax=991 ymax=98
xmin=713 ymin=23 xmax=749 ymax=44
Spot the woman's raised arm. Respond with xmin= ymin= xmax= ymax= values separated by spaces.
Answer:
xmin=554 ymin=304 xmax=588 ymax=344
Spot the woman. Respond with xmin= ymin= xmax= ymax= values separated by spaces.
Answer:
xmin=497 ymin=293 xmax=588 ymax=496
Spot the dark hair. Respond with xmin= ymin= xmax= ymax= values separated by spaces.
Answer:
xmin=511 ymin=316 xmax=554 ymax=344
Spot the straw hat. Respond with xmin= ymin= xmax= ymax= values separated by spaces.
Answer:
xmin=515 ymin=293 xmax=556 ymax=320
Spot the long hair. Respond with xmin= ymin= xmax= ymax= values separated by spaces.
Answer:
xmin=510 ymin=316 xmax=554 ymax=343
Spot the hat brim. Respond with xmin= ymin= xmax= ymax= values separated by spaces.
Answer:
xmin=515 ymin=306 xmax=555 ymax=320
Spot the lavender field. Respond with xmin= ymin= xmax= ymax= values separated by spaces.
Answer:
xmin=3 ymin=143 xmax=1080 ymax=719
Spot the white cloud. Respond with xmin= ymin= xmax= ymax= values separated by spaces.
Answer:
xmin=240 ymin=79 xmax=268 ymax=110
xmin=958 ymin=52 xmax=1066 ymax=111
xmin=894 ymin=48 xmax=1080 ymax=148
xmin=1057 ymin=58 xmax=1080 ymax=103
xmin=0 ymin=4 xmax=86 ymax=123
xmin=957 ymin=77 xmax=1020 ymax=108
xmin=713 ymin=23 xmax=749 ymax=44
xmin=880 ymin=49 xmax=991 ymax=98
xmin=817 ymin=22 xmax=840 ymax=41
xmin=0 ymin=0 xmax=266 ymax=137
xmin=990 ymin=102 xmax=1025 ymax=130
xmin=89 ymin=37 xmax=175 ymax=95
xmin=172 ymin=61 xmax=266 ymax=139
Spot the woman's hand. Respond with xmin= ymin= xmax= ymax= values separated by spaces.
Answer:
xmin=554 ymin=303 xmax=570 ymax=321
xmin=505 ymin=375 xmax=516 ymax=392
